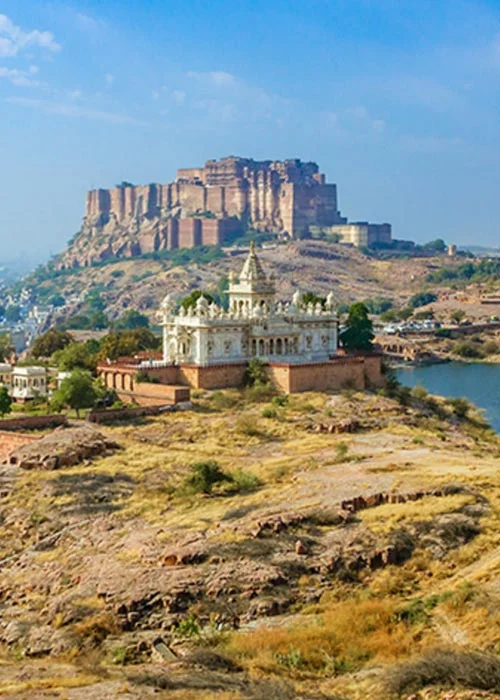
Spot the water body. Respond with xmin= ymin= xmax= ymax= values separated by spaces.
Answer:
xmin=395 ymin=362 xmax=500 ymax=432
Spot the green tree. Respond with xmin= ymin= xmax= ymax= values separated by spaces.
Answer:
xmin=244 ymin=358 xmax=268 ymax=386
xmin=450 ymin=309 xmax=466 ymax=324
xmin=408 ymin=291 xmax=438 ymax=309
xmin=49 ymin=294 xmax=65 ymax=307
xmin=363 ymin=297 xmax=393 ymax=315
xmin=423 ymin=238 xmax=447 ymax=253
xmin=115 ymin=309 xmax=150 ymax=330
xmin=340 ymin=302 xmax=374 ymax=351
xmin=180 ymin=290 xmax=215 ymax=312
xmin=302 ymin=292 xmax=326 ymax=307
xmin=61 ymin=314 xmax=92 ymax=330
xmin=52 ymin=342 xmax=98 ymax=372
xmin=99 ymin=329 xmax=160 ymax=361
xmin=0 ymin=385 xmax=12 ymax=417
xmin=50 ymin=370 xmax=97 ymax=418
xmin=183 ymin=461 xmax=233 ymax=495
xmin=0 ymin=333 xmax=13 ymax=362
xmin=31 ymin=329 xmax=72 ymax=358
xmin=85 ymin=291 xmax=106 ymax=313
xmin=90 ymin=311 xmax=109 ymax=330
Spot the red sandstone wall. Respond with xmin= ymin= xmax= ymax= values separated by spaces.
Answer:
xmin=0 ymin=415 xmax=67 ymax=431
xmin=201 ymin=220 xmax=223 ymax=246
xmin=362 ymin=354 xmax=384 ymax=388
xmin=267 ymin=358 xmax=366 ymax=393
xmin=178 ymin=219 xmax=202 ymax=248
xmin=178 ymin=363 xmax=247 ymax=389
xmin=0 ymin=431 xmax=39 ymax=462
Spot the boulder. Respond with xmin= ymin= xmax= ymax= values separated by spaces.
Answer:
xmin=7 ymin=426 xmax=121 ymax=470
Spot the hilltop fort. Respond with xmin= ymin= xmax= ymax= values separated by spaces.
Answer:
xmin=58 ymin=156 xmax=391 ymax=269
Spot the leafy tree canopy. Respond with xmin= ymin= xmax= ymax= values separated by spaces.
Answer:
xmin=180 ymin=290 xmax=215 ymax=312
xmin=52 ymin=341 xmax=98 ymax=372
xmin=115 ymin=309 xmax=150 ymax=330
xmin=0 ymin=385 xmax=12 ymax=417
xmin=340 ymin=302 xmax=374 ymax=351
xmin=32 ymin=329 xmax=72 ymax=358
xmin=49 ymin=294 xmax=65 ymax=307
xmin=0 ymin=333 xmax=13 ymax=362
xmin=362 ymin=296 xmax=394 ymax=315
xmin=50 ymin=369 xmax=97 ymax=417
xmin=302 ymin=292 xmax=326 ymax=307
xmin=99 ymin=329 xmax=160 ymax=361
xmin=423 ymin=238 xmax=447 ymax=253
xmin=408 ymin=291 xmax=437 ymax=309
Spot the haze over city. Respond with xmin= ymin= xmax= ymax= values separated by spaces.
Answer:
xmin=2 ymin=0 xmax=500 ymax=259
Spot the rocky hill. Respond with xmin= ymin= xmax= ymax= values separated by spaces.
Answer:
xmin=30 ymin=240 xmax=447 ymax=327
xmin=57 ymin=156 xmax=345 ymax=270
xmin=0 ymin=389 xmax=499 ymax=698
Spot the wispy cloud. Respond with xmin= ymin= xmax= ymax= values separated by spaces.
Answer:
xmin=181 ymin=69 xmax=289 ymax=124
xmin=104 ymin=73 xmax=114 ymax=86
xmin=0 ymin=14 xmax=60 ymax=58
xmin=187 ymin=70 xmax=236 ymax=87
xmin=75 ymin=12 xmax=105 ymax=33
xmin=6 ymin=97 xmax=143 ymax=125
xmin=172 ymin=89 xmax=186 ymax=104
xmin=0 ymin=65 xmax=40 ymax=87
xmin=326 ymin=105 xmax=386 ymax=137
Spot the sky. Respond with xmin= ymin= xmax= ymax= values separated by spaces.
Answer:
xmin=1 ymin=0 xmax=500 ymax=261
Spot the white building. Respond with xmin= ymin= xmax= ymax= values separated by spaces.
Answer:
xmin=158 ymin=243 xmax=339 ymax=366
xmin=11 ymin=366 xmax=48 ymax=401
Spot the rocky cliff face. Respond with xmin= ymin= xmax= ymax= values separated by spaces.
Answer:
xmin=56 ymin=157 xmax=344 ymax=269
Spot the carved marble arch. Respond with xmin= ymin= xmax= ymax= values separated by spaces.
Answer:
xmin=258 ymin=339 xmax=265 ymax=355
xmin=276 ymin=338 xmax=283 ymax=355
xmin=251 ymin=339 xmax=257 ymax=356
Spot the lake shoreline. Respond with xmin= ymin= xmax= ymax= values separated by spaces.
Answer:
xmin=395 ymin=361 xmax=500 ymax=432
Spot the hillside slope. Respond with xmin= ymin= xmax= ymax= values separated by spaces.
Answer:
xmin=0 ymin=389 xmax=499 ymax=698
xmin=29 ymin=241 xmax=447 ymax=324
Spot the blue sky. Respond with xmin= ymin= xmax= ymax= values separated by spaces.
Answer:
xmin=1 ymin=0 xmax=500 ymax=260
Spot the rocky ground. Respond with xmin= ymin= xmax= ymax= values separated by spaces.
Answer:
xmin=0 ymin=388 xmax=499 ymax=698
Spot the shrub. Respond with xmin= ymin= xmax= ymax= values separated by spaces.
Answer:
xmin=435 ymin=328 xmax=451 ymax=338
xmin=236 ymin=413 xmax=261 ymax=436
xmin=387 ymin=648 xmax=500 ymax=695
xmin=244 ymin=382 xmax=276 ymax=403
xmin=230 ymin=469 xmax=261 ymax=493
xmin=271 ymin=394 xmax=289 ymax=407
xmin=172 ymin=614 xmax=201 ymax=638
xmin=244 ymin=358 xmax=268 ymax=386
xmin=483 ymin=340 xmax=498 ymax=355
xmin=448 ymin=396 xmax=471 ymax=418
xmin=262 ymin=406 xmax=278 ymax=419
xmin=408 ymin=291 xmax=437 ymax=309
xmin=411 ymin=384 xmax=428 ymax=400
xmin=211 ymin=390 xmax=239 ymax=410
xmin=453 ymin=341 xmax=484 ymax=359
xmin=334 ymin=441 xmax=349 ymax=462
xmin=182 ymin=460 xmax=233 ymax=495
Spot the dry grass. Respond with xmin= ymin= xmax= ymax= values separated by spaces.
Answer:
xmin=358 ymin=493 xmax=476 ymax=535
xmin=225 ymin=599 xmax=420 ymax=676
xmin=0 ymin=674 xmax=99 ymax=695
